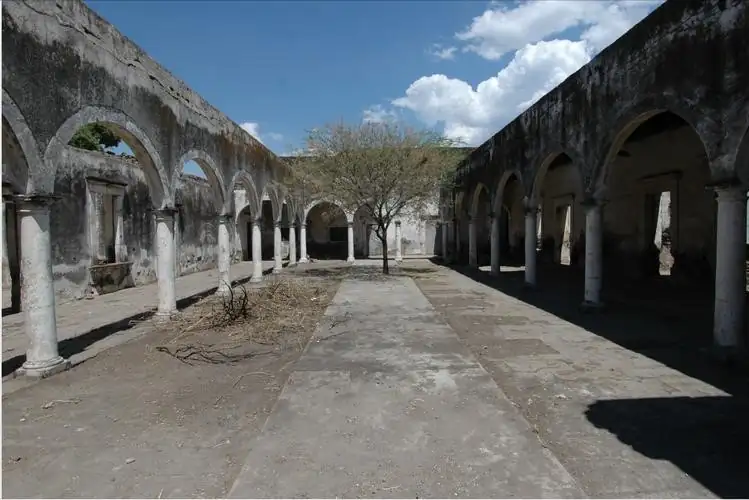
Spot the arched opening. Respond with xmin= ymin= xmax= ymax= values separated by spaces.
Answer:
xmin=602 ymin=111 xmax=713 ymax=290
xmin=305 ymin=201 xmax=349 ymax=260
xmin=532 ymin=153 xmax=583 ymax=270
xmin=261 ymin=198 xmax=275 ymax=260
xmin=2 ymin=116 xmax=29 ymax=314
xmin=230 ymin=172 xmax=260 ymax=264
xmin=173 ymin=151 xmax=226 ymax=278
xmin=42 ymin=108 xmax=169 ymax=300
xmin=353 ymin=205 xmax=373 ymax=258
xmin=470 ymin=183 xmax=491 ymax=267
xmin=454 ymin=192 xmax=468 ymax=264
xmin=493 ymin=172 xmax=525 ymax=268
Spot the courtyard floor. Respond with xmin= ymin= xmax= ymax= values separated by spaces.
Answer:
xmin=3 ymin=260 xmax=748 ymax=498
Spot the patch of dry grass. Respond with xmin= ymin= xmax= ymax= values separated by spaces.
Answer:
xmin=154 ymin=277 xmax=335 ymax=365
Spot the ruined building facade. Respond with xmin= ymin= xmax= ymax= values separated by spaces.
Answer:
xmin=441 ymin=0 xmax=749 ymax=356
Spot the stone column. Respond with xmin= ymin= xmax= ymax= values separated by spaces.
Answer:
xmin=347 ymin=221 xmax=355 ymax=263
xmin=490 ymin=213 xmax=500 ymax=276
xmin=15 ymin=195 xmax=68 ymax=377
xmin=468 ymin=218 xmax=478 ymax=267
xmin=114 ymin=195 xmax=126 ymax=262
xmin=2 ymin=199 xmax=9 ymax=292
xmin=394 ymin=220 xmax=402 ymax=263
xmin=273 ymin=221 xmax=283 ymax=273
xmin=4 ymin=196 xmax=21 ymax=312
xmin=524 ymin=207 xmax=537 ymax=286
xmin=299 ymin=223 xmax=309 ymax=263
xmin=582 ymin=199 xmax=604 ymax=307
xmin=441 ymin=220 xmax=449 ymax=261
xmin=217 ymin=214 xmax=232 ymax=295
xmin=713 ymin=186 xmax=747 ymax=352
xmin=288 ymin=222 xmax=297 ymax=266
xmin=454 ymin=219 xmax=462 ymax=264
xmin=251 ymin=218 xmax=263 ymax=282
xmin=154 ymin=208 xmax=177 ymax=318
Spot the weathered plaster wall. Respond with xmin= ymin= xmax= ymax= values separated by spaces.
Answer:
xmin=47 ymin=147 xmax=219 ymax=302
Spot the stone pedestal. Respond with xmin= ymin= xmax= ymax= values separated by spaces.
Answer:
xmin=299 ymin=223 xmax=309 ymax=264
xmin=288 ymin=223 xmax=297 ymax=266
xmin=394 ymin=220 xmax=402 ymax=263
xmin=524 ymin=209 xmax=537 ymax=286
xmin=154 ymin=208 xmax=177 ymax=318
xmin=251 ymin=219 xmax=263 ymax=282
xmin=490 ymin=215 xmax=500 ymax=276
xmin=273 ymin=221 xmax=283 ymax=273
xmin=713 ymin=186 xmax=747 ymax=352
xmin=347 ymin=221 xmax=356 ymax=263
xmin=15 ymin=195 xmax=69 ymax=377
xmin=582 ymin=200 xmax=604 ymax=308
xmin=217 ymin=214 xmax=232 ymax=295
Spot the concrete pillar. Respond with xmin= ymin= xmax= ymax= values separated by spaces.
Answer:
xmin=713 ymin=186 xmax=747 ymax=352
xmin=394 ymin=220 xmax=402 ymax=263
xmin=524 ymin=208 xmax=537 ymax=286
xmin=154 ymin=208 xmax=177 ymax=317
xmin=582 ymin=200 xmax=604 ymax=307
xmin=273 ymin=221 xmax=283 ymax=273
xmin=347 ymin=221 xmax=356 ymax=263
xmin=490 ymin=214 xmax=500 ymax=276
xmin=251 ymin=219 xmax=263 ymax=282
xmin=288 ymin=222 xmax=297 ymax=266
xmin=468 ymin=218 xmax=478 ymax=267
xmin=441 ymin=220 xmax=449 ymax=261
xmin=299 ymin=223 xmax=309 ymax=263
xmin=15 ymin=195 xmax=69 ymax=377
xmin=4 ymin=196 xmax=21 ymax=312
xmin=217 ymin=214 xmax=232 ymax=295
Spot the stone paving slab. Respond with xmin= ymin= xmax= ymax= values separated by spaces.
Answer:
xmin=2 ymin=261 xmax=275 ymax=366
xmin=228 ymin=277 xmax=583 ymax=498
xmin=412 ymin=264 xmax=749 ymax=498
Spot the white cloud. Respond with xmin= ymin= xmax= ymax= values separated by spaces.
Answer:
xmin=239 ymin=122 xmax=283 ymax=145
xmin=362 ymin=105 xmax=398 ymax=124
xmin=429 ymin=44 xmax=458 ymax=61
xmin=393 ymin=0 xmax=662 ymax=146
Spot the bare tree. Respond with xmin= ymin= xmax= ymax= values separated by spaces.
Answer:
xmin=284 ymin=121 xmax=464 ymax=274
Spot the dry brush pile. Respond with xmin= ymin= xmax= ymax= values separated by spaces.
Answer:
xmin=154 ymin=277 xmax=334 ymax=365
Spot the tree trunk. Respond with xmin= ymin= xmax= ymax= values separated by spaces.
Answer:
xmin=380 ymin=236 xmax=389 ymax=274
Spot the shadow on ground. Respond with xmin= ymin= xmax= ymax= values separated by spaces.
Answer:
xmin=586 ymin=396 xmax=749 ymax=498
xmin=432 ymin=258 xmax=749 ymax=497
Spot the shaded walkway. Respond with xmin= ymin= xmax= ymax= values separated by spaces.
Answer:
xmin=228 ymin=275 xmax=581 ymax=498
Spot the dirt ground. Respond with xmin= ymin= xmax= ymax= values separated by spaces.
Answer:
xmin=2 ymin=273 xmax=340 ymax=499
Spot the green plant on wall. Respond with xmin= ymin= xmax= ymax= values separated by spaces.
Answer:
xmin=69 ymin=123 xmax=121 ymax=152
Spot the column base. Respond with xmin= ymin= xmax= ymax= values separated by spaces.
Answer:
xmin=272 ymin=267 xmax=283 ymax=274
xmin=490 ymin=269 xmax=500 ymax=277
xmin=580 ymin=300 xmax=605 ymax=312
xmin=522 ymin=281 xmax=536 ymax=289
xmin=299 ymin=258 xmax=309 ymax=264
xmin=708 ymin=344 xmax=747 ymax=367
xmin=154 ymin=310 xmax=178 ymax=322
xmin=347 ymin=257 xmax=356 ymax=263
xmin=17 ymin=356 xmax=71 ymax=379
xmin=250 ymin=275 xmax=263 ymax=283
xmin=395 ymin=258 xmax=402 ymax=264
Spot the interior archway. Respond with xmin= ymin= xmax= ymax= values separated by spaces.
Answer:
xmin=470 ymin=183 xmax=491 ymax=267
xmin=305 ymin=201 xmax=349 ymax=260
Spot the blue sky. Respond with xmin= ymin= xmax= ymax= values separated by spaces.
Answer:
xmin=88 ymin=0 xmax=662 ymax=177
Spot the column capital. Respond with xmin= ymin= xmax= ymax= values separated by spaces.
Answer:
xmin=13 ymin=194 xmax=61 ymax=211
xmin=713 ymin=184 xmax=747 ymax=203
xmin=216 ymin=212 xmax=234 ymax=223
xmin=580 ymin=195 xmax=606 ymax=209
xmin=347 ymin=220 xmax=354 ymax=228
xmin=153 ymin=206 xmax=178 ymax=221
xmin=273 ymin=220 xmax=282 ymax=229
xmin=394 ymin=220 xmax=402 ymax=227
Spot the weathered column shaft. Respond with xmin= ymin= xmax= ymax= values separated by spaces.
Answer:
xmin=347 ymin=221 xmax=355 ymax=263
xmin=468 ymin=218 xmax=477 ymax=267
xmin=524 ymin=210 xmax=537 ymax=286
xmin=251 ymin=219 xmax=263 ymax=282
xmin=441 ymin=221 xmax=449 ymax=261
xmin=713 ymin=186 xmax=747 ymax=350
xmin=394 ymin=221 xmax=402 ymax=263
xmin=155 ymin=208 xmax=177 ymax=317
xmin=299 ymin=224 xmax=309 ymax=263
xmin=490 ymin=215 xmax=500 ymax=276
xmin=288 ymin=223 xmax=297 ymax=266
xmin=454 ymin=219 xmax=461 ymax=264
xmin=273 ymin=222 xmax=283 ymax=273
xmin=217 ymin=215 xmax=232 ymax=294
xmin=583 ymin=202 xmax=603 ymax=305
xmin=16 ymin=195 xmax=67 ymax=376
